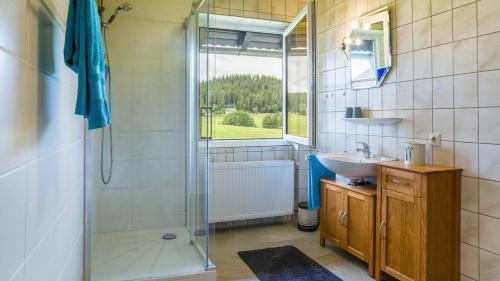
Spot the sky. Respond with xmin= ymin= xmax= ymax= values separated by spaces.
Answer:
xmin=200 ymin=54 xmax=282 ymax=79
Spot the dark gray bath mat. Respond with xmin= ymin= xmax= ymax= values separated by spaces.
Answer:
xmin=238 ymin=245 xmax=343 ymax=281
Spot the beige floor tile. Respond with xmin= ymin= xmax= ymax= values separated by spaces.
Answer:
xmin=213 ymin=222 xmax=396 ymax=281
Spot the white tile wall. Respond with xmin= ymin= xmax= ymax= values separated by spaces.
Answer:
xmin=0 ymin=0 xmax=83 ymax=280
xmin=315 ymin=0 xmax=500 ymax=279
xmin=94 ymin=0 xmax=191 ymax=233
xmin=209 ymin=145 xmax=293 ymax=163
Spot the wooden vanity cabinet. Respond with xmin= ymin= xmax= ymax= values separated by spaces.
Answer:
xmin=375 ymin=161 xmax=462 ymax=281
xmin=320 ymin=178 xmax=376 ymax=277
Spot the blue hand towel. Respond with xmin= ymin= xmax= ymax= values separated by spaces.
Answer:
xmin=308 ymin=154 xmax=336 ymax=210
xmin=64 ymin=0 xmax=110 ymax=130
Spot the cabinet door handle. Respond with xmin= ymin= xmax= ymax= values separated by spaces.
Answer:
xmin=392 ymin=178 xmax=409 ymax=186
xmin=338 ymin=211 xmax=343 ymax=225
xmin=379 ymin=221 xmax=386 ymax=238
xmin=342 ymin=212 xmax=348 ymax=226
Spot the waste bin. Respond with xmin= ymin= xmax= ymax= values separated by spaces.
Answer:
xmin=297 ymin=201 xmax=318 ymax=231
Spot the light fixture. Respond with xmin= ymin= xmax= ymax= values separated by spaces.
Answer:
xmin=362 ymin=22 xmax=371 ymax=30
xmin=340 ymin=37 xmax=351 ymax=51
xmin=354 ymin=39 xmax=362 ymax=45
xmin=351 ymin=21 xmax=360 ymax=29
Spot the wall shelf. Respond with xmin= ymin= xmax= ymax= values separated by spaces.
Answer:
xmin=343 ymin=117 xmax=402 ymax=126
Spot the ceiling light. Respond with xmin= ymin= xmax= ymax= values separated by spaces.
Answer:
xmin=362 ymin=22 xmax=371 ymax=30
xmin=351 ymin=21 xmax=360 ymax=29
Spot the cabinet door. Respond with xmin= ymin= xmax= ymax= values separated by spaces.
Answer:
xmin=343 ymin=190 xmax=373 ymax=263
xmin=380 ymin=189 xmax=420 ymax=281
xmin=322 ymin=184 xmax=343 ymax=247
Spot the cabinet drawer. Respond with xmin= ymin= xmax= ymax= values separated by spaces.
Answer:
xmin=381 ymin=168 xmax=420 ymax=196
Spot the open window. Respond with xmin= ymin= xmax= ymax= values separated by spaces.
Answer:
xmin=199 ymin=27 xmax=284 ymax=140
xmin=282 ymin=4 xmax=316 ymax=147
xmin=198 ymin=4 xmax=316 ymax=147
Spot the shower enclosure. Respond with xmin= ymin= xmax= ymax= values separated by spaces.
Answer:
xmin=84 ymin=0 xmax=216 ymax=280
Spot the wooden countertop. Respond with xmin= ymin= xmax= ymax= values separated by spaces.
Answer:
xmin=377 ymin=160 xmax=463 ymax=174
xmin=321 ymin=178 xmax=377 ymax=197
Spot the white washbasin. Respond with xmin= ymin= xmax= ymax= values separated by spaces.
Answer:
xmin=316 ymin=153 xmax=394 ymax=181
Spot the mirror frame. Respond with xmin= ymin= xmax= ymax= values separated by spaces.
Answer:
xmin=343 ymin=6 xmax=392 ymax=90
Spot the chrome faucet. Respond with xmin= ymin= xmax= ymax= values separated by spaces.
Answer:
xmin=356 ymin=142 xmax=371 ymax=159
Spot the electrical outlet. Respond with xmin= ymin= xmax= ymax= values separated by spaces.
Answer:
xmin=429 ymin=133 xmax=441 ymax=146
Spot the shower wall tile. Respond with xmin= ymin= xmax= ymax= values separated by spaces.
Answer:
xmin=0 ymin=0 xmax=28 ymax=58
xmin=96 ymin=0 xmax=191 ymax=232
xmin=455 ymin=108 xmax=478 ymax=143
xmin=480 ymin=249 xmax=500 ymax=281
xmin=461 ymin=210 xmax=479 ymax=246
xmin=432 ymin=11 xmax=453 ymax=46
xmin=432 ymin=43 xmax=454 ymax=77
xmin=479 ymin=179 xmax=500 ymax=218
xmin=212 ymin=0 xmax=311 ymax=22
xmin=461 ymin=242 xmax=479 ymax=279
xmin=315 ymin=1 xmax=500 ymax=278
xmin=454 ymin=73 xmax=478 ymax=108
xmin=479 ymin=108 xmax=500 ymax=144
xmin=479 ymin=215 xmax=500 ymax=255
xmin=0 ymin=0 xmax=84 ymax=280
xmin=479 ymin=144 xmax=500 ymax=182
xmin=462 ymin=176 xmax=479 ymax=212
xmin=414 ymin=18 xmax=432 ymax=50
xmin=433 ymin=76 xmax=454 ymax=108
xmin=453 ymin=3 xmax=477 ymax=41
xmin=414 ymin=0 xmax=431 ymax=20
xmin=478 ymin=32 xmax=500 ymax=71
xmin=453 ymin=38 xmax=478 ymax=74
xmin=0 ymin=169 xmax=27 ymax=281
xmin=478 ymin=70 xmax=500 ymax=107
xmin=0 ymin=52 xmax=32 ymax=175
xmin=477 ymin=0 xmax=500 ymax=36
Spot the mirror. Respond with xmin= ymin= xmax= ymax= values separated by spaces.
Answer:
xmin=342 ymin=7 xmax=391 ymax=89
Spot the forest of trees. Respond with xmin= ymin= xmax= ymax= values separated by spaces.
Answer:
xmin=200 ymin=74 xmax=308 ymax=117
xmin=200 ymin=75 xmax=282 ymax=114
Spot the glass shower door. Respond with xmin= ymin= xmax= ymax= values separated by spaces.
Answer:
xmin=186 ymin=0 xmax=215 ymax=270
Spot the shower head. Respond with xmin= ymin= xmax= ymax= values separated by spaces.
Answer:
xmin=115 ymin=2 xmax=133 ymax=13
xmin=103 ymin=2 xmax=133 ymax=28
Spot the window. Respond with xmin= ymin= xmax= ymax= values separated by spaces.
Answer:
xmin=198 ymin=4 xmax=316 ymax=146
xmin=200 ymin=28 xmax=284 ymax=140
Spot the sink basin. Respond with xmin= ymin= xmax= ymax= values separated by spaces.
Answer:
xmin=316 ymin=153 xmax=394 ymax=181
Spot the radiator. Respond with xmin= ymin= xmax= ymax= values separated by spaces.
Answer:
xmin=209 ymin=160 xmax=295 ymax=223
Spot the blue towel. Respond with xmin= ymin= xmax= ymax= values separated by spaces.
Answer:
xmin=308 ymin=154 xmax=336 ymax=210
xmin=64 ymin=0 xmax=110 ymax=130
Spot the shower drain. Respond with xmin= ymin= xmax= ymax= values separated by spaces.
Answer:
xmin=162 ymin=233 xmax=177 ymax=240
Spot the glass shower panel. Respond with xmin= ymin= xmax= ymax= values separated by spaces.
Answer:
xmin=206 ymin=9 xmax=217 ymax=269
xmin=186 ymin=0 xmax=215 ymax=270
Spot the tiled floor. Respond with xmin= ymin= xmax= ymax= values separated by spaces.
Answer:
xmin=91 ymin=226 xmax=206 ymax=281
xmin=213 ymin=222 xmax=378 ymax=281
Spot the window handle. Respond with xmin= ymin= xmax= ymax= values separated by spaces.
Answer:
xmin=208 ymin=106 xmax=213 ymax=140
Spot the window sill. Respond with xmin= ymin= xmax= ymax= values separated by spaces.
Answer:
xmin=200 ymin=139 xmax=291 ymax=148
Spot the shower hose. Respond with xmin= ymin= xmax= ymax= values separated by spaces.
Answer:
xmin=101 ymin=26 xmax=113 ymax=185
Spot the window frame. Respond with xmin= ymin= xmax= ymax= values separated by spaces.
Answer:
xmin=282 ymin=3 xmax=316 ymax=147
xmin=198 ymin=28 xmax=285 ymax=141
